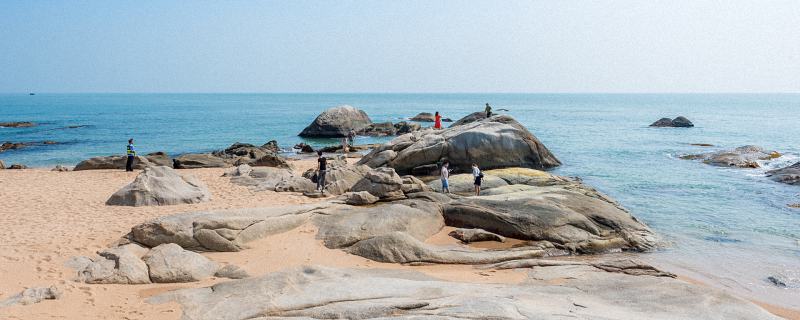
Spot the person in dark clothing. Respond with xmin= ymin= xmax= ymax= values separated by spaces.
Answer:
xmin=316 ymin=150 xmax=327 ymax=194
xmin=126 ymin=138 xmax=136 ymax=172
xmin=485 ymin=103 xmax=492 ymax=118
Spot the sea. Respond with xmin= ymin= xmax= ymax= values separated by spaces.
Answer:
xmin=1 ymin=93 xmax=798 ymax=308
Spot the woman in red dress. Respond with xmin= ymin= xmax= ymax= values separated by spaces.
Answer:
xmin=434 ymin=111 xmax=442 ymax=129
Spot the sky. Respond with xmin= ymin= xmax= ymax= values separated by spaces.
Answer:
xmin=1 ymin=1 xmax=799 ymax=93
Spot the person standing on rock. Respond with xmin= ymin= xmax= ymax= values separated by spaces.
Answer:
xmin=316 ymin=150 xmax=327 ymax=194
xmin=434 ymin=111 xmax=442 ymax=129
xmin=485 ymin=103 xmax=492 ymax=118
xmin=440 ymin=161 xmax=451 ymax=193
xmin=347 ymin=129 xmax=356 ymax=147
xmin=472 ymin=163 xmax=483 ymax=196
xmin=125 ymin=138 xmax=136 ymax=172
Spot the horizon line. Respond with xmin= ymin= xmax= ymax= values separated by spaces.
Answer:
xmin=3 ymin=91 xmax=800 ymax=95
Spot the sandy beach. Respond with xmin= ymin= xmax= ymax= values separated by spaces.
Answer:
xmin=0 ymin=157 xmax=797 ymax=319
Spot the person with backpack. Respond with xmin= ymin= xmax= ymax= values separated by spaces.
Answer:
xmin=440 ymin=161 xmax=451 ymax=194
xmin=472 ymin=163 xmax=483 ymax=196
xmin=316 ymin=150 xmax=327 ymax=194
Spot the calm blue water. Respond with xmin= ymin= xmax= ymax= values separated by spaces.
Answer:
xmin=1 ymin=93 xmax=799 ymax=306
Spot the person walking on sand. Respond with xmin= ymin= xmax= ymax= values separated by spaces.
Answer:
xmin=440 ymin=161 xmax=451 ymax=193
xmin=434 ymin=111 xmax=442 ymax=129
xmin=316 ymin=150 xmax=327 ymax=194
xmin=347 ymin=129 xmax=356 ymax=147
xmin=472 ymin=163 xmax=483 ymax=196
xmin=485 ymin=103 xmax=492 ymax=118
xmin=125 ymin=138 xmax=136 ymax=172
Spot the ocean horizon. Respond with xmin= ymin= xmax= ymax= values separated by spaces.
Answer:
xmin=2 ymin=92 xmax=799 ymax=309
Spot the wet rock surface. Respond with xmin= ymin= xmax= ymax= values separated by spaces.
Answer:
xmin=680 ymin=145 xmax=781 ymax=168
xmin=650 ymin=116 xmax=694 ymax=127
xmin=767 ymin=161 xmax=800 ymax=185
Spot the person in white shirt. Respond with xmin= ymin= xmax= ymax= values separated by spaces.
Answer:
xmin=440 ymin=161 xmax=450 ymax=193
xmin=472 ymin=163 xmax=483 ymax=196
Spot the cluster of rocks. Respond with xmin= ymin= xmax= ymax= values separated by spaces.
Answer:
xmin=650 ymin=116 xmax=694 ymax=127
xmin=358 ymin=121 xmax=421 ymax=136
xmin=67 ymin=242 xmax=247 ymax=285
xmin=680 ymin=145 xmax=781 ymax=168
xmin=1 ymin=140 xmax=60 ymax=153
xmin=0 ymin=160 xmax=27 ymax=170
xmin=297 ymin=105 xmax=429 ymax=139
xmin=106 ymin=166 xmax=212 ymax=206
xmin=0 ymin=121 xmax=35 ymax=128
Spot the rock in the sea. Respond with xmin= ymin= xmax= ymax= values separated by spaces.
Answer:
xmin=261 ymin=140 xmax=279 ymax=153
xmin=1 ymin=141 xmax=28 ymax=152
xmin=173 ymin=153 xmax=229 ymax=169
xmin=0 ymin=286 xmax=61 ymax=308
xmin=766 ymin=275 xmax=787 ymax=288
xmin=343 ymin=191 xmax=379 ymax=205
xmin=293 ymin=142 xmax=314 ymax=153
xmin=410 ymin=112 xmax=435 ymax=122
xmin=142 ymin=243 xmax=219 ymax=283
xmin=450 ymin=111 xmax=488 ymax=127
xmin=149 ymin=265 xmax=779 ymax=320
xmin=650 ymin=116 xmax=694 ymax=127
xmin=680 ymin=145 xmax=781 ymax=168
xmin=351 ymin=167 xmax=405 ymax=200
xmin=358 ymin=115 xmax=561 ymax=174
xmin=359 ymin=121 xmax=397 ymax=136
xmin=0 ymin=121 xmax=35 ymax=128
xmin=106 ymin=166 xmax=211 ymax=206
xmin=449 ymin=228 xmax=505 ymax=243
xmin=766 ymin=162 xmax=800 ymax=185
xmin=8 ymin=163 xmax=27 ymax=169
xmin=789 ymin=203 xmax=800 ymax=209
xmin=299 ymin=105 xmax=373 ymax=138
xmin=51 ymin=164 xmax=70 ymax=172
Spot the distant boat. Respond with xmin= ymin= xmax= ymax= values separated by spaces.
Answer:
xmin=29 ymin=93 xmax=35 ymax=95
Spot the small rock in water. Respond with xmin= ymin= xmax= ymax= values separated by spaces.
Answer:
xmin=789 ymin=203 xmax=800 ymax=209
xmin=703 ymin=236 xmax=742 ymax=243
xmin=766 ymin=276 xmax=787 ymax=288
xmin=690 ymin=143 xmax=714 ymax=147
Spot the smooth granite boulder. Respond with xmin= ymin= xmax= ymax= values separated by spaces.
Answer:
xmin=73 ymin=245 xmax=151 ymax=284
xmin=212 ymin=142 xmax=291 ymax=168
xmin=766 ymin=162 xmax=800 ymax=185
xmin=299 ymin=105 xmax=373 ymax=138
xmin=680 ymin=145 xmax=781 ymax=168
xmin=410 ymin=112 xmax=435 ymax=122
xmin=148 ymin=265 xmax=778 ymax=320
xmin=342 ymin=191 xmax=379 ymax=205
xmin=0 ymin=160 xmax=4 ymax=169
xmin=428 ymin=173 xmax=508 ymax=194
xmin=650 ymin=116 xmax=694 ymax=127
xmin=173 ymin=153 xmax=230 ymax=169
xmin=106 ymin=166 xmax=211 ymax=206
xmin=358 ymin=122 xmax=396 ymax=136
xmin=74 ymin=155 xmax=153 ymax=171
xmin=144 ymin=152 xmax=171 ymax=167
xmin=0 ymin=286 xmax=61 ymax=308
xmin=142 ymin=243 xmax=219 ymax=283
xmin=448 ymin=228 xmax=506 ymax=243
xmin=358 ymin=115 xmax=561 ymax=174
xmin=450 ymin=111 xmax=488 ymax=127
xmin=350 ymin=167 xmax=405 ymax=200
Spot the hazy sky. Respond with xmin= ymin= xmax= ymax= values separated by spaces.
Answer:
xmin=1 ymin=1 xmax=799 ymax=93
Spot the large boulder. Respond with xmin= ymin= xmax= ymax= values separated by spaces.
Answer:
xmin=173 ymin=153 xmax=230 ymax=169
xmin=212 ymin=142 xmax=291 ymax=169
xmin=106 ymin=166 xmax=211 ymax=206
xmin=149 ymin=265 xmax=778 ymax=320
xmin=299 ymin=105 xmax=373 ymax=137
xmin=650 ymin=116 xmax=694 ymax=127
xmin=0 ymin=160 xmax=4 ymax=169
xmin=450 ymin=111 xmax=487 ymax=127
xmin=767 ymin=162 xmax=800 ymax=185
xmin=350 ymin=167 xmax=405 ymax=200
xmin=142 ymin=243 xmax=219 ymax=283
xmin=74 ymin=155 xmax=151 ymax=171
xmin=72 ymin=245 xmax=151 ymax=284
xmin=144 ymin=152 xmax=171 ymax=167
xmin=358 ymin=115 xmax=561 ymax=174
xmin=410 ymin=112 xmax=435 ymax=122
xmin=680 ymin=145 xmax=781 ymax=168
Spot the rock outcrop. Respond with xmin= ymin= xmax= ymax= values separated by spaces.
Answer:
xmin=680 ymin=145 xmax=781 ymax=168
xmin=448 ymin=228 xmax=505 ymax=243
xmin=173 ymin=153 xmax=229 ymax=169
xmin=358 ymin=115 xmax=561 ymax=174
xmin=350 ymin=167 xmax=405 ymax=200
xmin=0 ymin=160 xmax=4 ymax=169
xmin=428 ymin=173 xmax=508 ymax=194
xmin=766 ymin=162 xmax=800 ymax=185
xmin=342 ymin=191 xmax=379 ymax=205
xmin=74 ymin=153 xmax=169 ymax=171
xmin=0 ymin=286 xmax=61 ymax=308
xmin=358 ymin=121 xmax=422 ymax=136
xmin=106 ymin=166 xmax=211 ymax=206
xmin=142 ymin=243 xmax=219 ymax=283
xmin=148 ymin=265 xmax=779 ymax=320
xmin=299 ymin=105 xmax=372 ymax=137
xmin=8 ymin=164 xmax=27 ymax=169
xmin=650 ymin=116 xmax=694 ymax=127
xmin=211 ymin=142 xmax=291 ymax=169
xmin=0 ymin=142 xmax=27 ymax=152
xmin=72 ymin=245 xmax=151 ymax=284
xmin=450 ymin=111 xmax=487 ymax=127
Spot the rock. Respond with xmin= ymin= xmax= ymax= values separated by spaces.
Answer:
xmin=442 ymin=117 xmax=453 ymax=122
xmin=261 ymin=140 xmax=279 ymax=153
xmin=680 ymin=145 xmax=781 ymax=168
xmin=0 ymin=159 xmax=4 ymax=169
xmin=400 ymin=175 xmax=432 ymax=194
xmin=766 ymin=162 xmax=800 ymax=185
xmin=0 ymin=141 xmax=27 ymax=152
xmin=0 ymin=286 xmax=61 ymax=308
xmin=429 ymin=173 xmax=508 ymax=194
xmin=410 ymin=163 xmax=439 ymax=176
xmin=359 ymin=122 xmax=397 ymax=136
xmin=293 ymin=143 xmax=314 ymax=153
xmin=443 ymin=185 xmax=657 ymax=253
xmin=766 ymin=276 xmax=787 ymax=288
xmin=789 ymin=203 xmax=800 ymax=209
xmin=42 ymin=140 xmax=58 ymax=145
xmin=448 ymin=228 xmax=505 ymax=243
xmin=74 ymin=155 xmax=153 ymax=171
xmin=484 ymin=167 xmax=573 ymax=186
xmin=230 ymin=166 xmax=316 ymax=193
xmin=343 ymin=191 xmax=379 ymax=205
xmin=215 ymin=265 xmax=250 ymax=279
xmin=75 ymin=246 xmax=151 ymax=284
xmin=173 ymin=153 xmax=229 ymax=169
xmin=650 ymin=116 xmax=694 ymax=127
xmin=690 ymin=143 xmax=714 ymax=147
xmin=142 ymin=243 xmax=219 ymax=283
xmin=213 ymin=142 xmax=291 ymax=169
xmin=351 ymin=167 xmax=405 ymax=200
xmin=299 ymin=105 xmax=373 ymax=138
xmin=0 ymin=121 xmax=35 ymax=128
xmin=358 ymin=115 xmax=561 ymax=174
xmin=8 ymin=163 xmax=27 ymax=169
xmin=149 ymin=265 xmax=778 ymax=320
xmin=410 ymin=112 xmax=435 ymax=122
xmin=222 ymin=164 xmax=253 ymax=177
xmin=301 ymin=159 xmax=373 ymax=195
xmin=450 ymin=111 xmax=487 ymax=127
xmin=394 ymin=121 xmax=421 ymax=134
xmin=145 ymin=151 xmax=171 ymax=167
xmin=106 ymin=166 xmax=211 ymax=206
xmin=51 ymin=164 xmax=70 ymax=172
